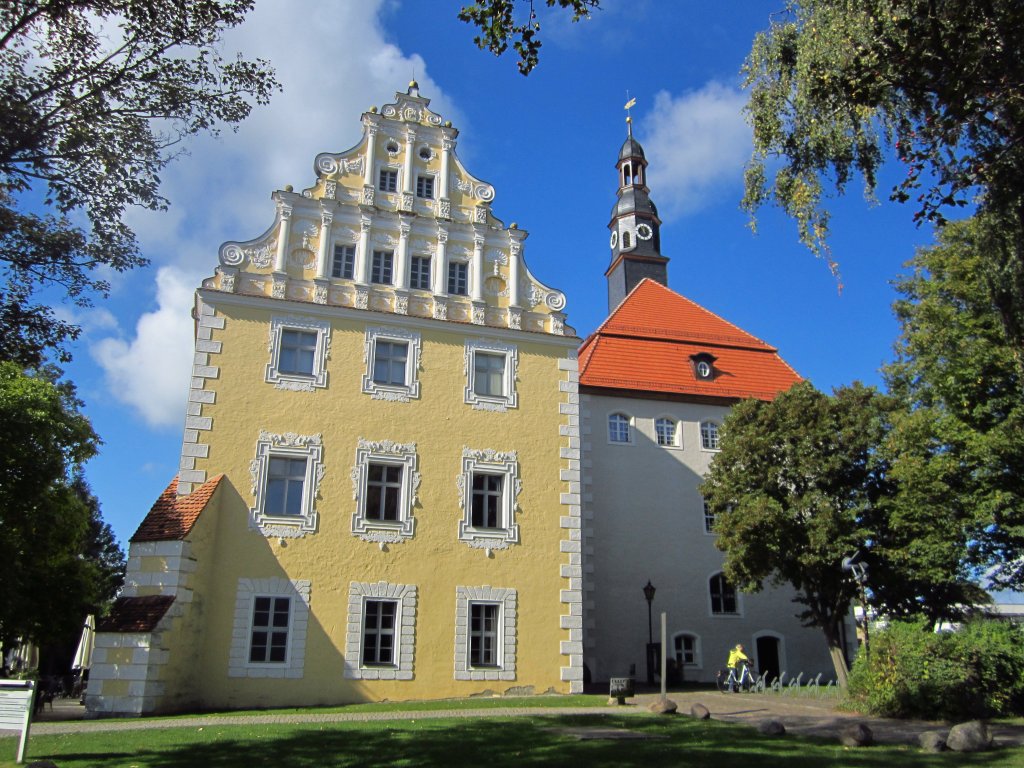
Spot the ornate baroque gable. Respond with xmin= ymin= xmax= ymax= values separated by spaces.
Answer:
xmin=209 ymin=83 xmax=570 ymax=336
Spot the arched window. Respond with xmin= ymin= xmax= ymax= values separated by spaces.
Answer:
xmin=622 ymin=230 xmax=632 ymax=249
xmin=709 ymin=573 xmax=738 ymax=615
xmin=700 ymin=421 xmax=720 ymax=451
xmin=673 ymin=632 xmax=701 ymax=668
xmin=608 ymin=413 xmax=631 ymax=443
xmin=622 ymin=163 xmax=632 ymax=186
xmin=655 ymin=417 xmax=678 ymax=447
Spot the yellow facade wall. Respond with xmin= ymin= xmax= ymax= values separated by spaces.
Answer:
xmin=178 ymin=296 xmax=576 ymax=708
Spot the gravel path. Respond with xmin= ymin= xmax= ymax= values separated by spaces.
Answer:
xmin=13 ymin=691 xmax=1024 ymax=748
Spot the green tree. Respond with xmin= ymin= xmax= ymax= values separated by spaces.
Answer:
xmin=884 ymin=216 xmax=1024 ymax=590
xmin=0 ymin=361 xmax=108 ymax=651
xmin=742 ymin=0 xmax=1024 ymax=350
xmin=700 ymin=381 xmax=893 ymax=685
xmin=0 ymin=0 xmax=277 ymax=365
xmin=458 ymin=0 xmax=599 ymax=74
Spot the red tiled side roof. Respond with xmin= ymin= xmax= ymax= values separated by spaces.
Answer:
xmin=579 ymin=279 xmax=801 ymax=401
xmin=130 ymin=474 xmax=224 ymax=543
xmin=97 ymin=595 xmax=176 ymax=633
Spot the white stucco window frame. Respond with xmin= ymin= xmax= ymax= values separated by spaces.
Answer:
xmin=672 ymin=631 xmax=704 ymax=671
xmin=265 ymin=316 xmax=331 ymax=392
xmin=344 ymin=581 xmax=417 ymax=680
xmin=708 ymin=570 xmax=744 ymax=618
xmin=654 ymin=415 xmax=682 ymax=449
xmin=360 ymin=326 xmax=422 ymax=402
xmin=228 ymin=577 xmax=311 ymax=679
xmin=350 ymin=438 xmax=420 ymax=544
xmin=464 ymin=339 xmax=518 ymax=412
xmin=699 ymin=420 xmax=722 ymax=452
xmin=375 ymin=159 xmax=402 ymax=196
xmin=249 ymin=430 xmax=324 ymax=538
xmin=457 ymin=447 xmax=521 ymax=550
xmin=454 ymin=586 xmax=517 ymax=681
xmin=607 ymin=412 xmax=635 ymax=445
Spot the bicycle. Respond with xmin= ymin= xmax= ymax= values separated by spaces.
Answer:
xmin=716 ymin=662 xmax=757 ymax=693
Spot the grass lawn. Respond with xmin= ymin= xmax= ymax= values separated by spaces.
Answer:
xmin=4 ymin=712 xmax=1023 ymax=768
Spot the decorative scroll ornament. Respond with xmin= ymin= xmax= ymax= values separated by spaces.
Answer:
xmin=221 ymin=240 xmax=275 ymax=269
xmin=324 ymin=181 xmax=337 ymax=199
xmin=361 ymin=186 xmax=375 ymax=206
xmin=544 ymin=291 xmax=567 ymax=311
xmin=473 ymin=206 xmax=487 ymax=224
xmin=220 ymin=272 xmax=236 ymax=293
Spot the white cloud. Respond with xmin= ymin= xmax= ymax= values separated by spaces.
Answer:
xmin=641 ymin=82 xmax=750 ymax=220
xmin=94 ymin=0 xmax=457 ymax=427
xmin=91 ymin=267 xmax=197 ymax=428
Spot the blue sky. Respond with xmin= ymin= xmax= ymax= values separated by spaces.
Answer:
xmin=57 ymin=0 xmax=938 ymax=548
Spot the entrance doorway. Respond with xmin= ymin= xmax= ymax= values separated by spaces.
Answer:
xmin=756 ymin=635 xmax=781 ymax=685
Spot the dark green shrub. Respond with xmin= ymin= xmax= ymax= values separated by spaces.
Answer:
xmin=846 ymin=618 xmax=1024 ymax=719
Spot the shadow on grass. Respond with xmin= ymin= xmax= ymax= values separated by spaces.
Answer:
xmin=12 ymin=715 xmax=1022 ymax=768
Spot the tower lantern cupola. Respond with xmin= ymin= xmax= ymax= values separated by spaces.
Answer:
xmin=605 ymin=117 xmax=669 ymax=312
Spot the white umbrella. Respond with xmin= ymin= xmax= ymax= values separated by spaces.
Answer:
xmin=71 ymin=615 xmax=95 ymax=671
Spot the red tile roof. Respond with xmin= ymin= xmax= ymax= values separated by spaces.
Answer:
xmin=130 ymin=474 xmax=224 ymax=543
xmin=579 ymin=279 xmax=801 ymax=401
xmin=97 ymin=595 xmax=176 ymax=633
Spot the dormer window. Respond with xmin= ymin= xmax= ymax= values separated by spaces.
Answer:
xmin=691 ymin=353 xmax=717 ymax=381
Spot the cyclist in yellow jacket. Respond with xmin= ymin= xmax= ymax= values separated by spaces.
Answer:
xmin=726 ymin=643 xmax=750 ymax=692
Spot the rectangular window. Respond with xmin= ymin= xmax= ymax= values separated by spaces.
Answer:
xmin=473 ymin=352 xmax=505 ymax=397
xmin=371 ymin=250 xmax=394 ymax=285
xmin=410 ymin=255 xmax=431 ymax=290
xmin=332 ymin=244 xmax=355 ymax=279
xmin=674 ymin=634 xmax=696 ymax=665
xmin=249 ymin=596 xmax=290 ymax=663
xmin=372 ymin=340 xmax=408 ymax=386
xmin=469 ymin=603 xmax=499 ymax=668
xmin=362 ymin=599 xmax=397 ymax=666
xmin=710 ymin=574 xmax=738 ymax=615
xmin=278 ymin=329 xmax=317 ymax=376
xmin=471 ymin=473 xmax=503 ymax=529
xmin=416 ymin=175 xmax=434 ymax=199
xmin=266 ymin=456 xmax=307 ymax=516
xmin=378 ymin=168 xmax=398 ymax=192
xmin=703 ymin=499 xmax=716 ymax=533
xmin=366 ymin=463 xmax=403 ymax=521
xmin=447 ymin=261 xmax=468 ymax=295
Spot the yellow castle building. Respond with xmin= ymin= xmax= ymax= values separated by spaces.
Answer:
xmin=86 ymin=84 xmax=582 ymax=715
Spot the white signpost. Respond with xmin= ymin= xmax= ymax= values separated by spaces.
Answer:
xmin=0 ymin=679 xmax=36 ymax=763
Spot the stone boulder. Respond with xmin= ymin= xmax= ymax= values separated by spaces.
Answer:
xmin=918 ymin=731 xmax=947 ymax=752
xmin=947 ymin=721 xmax=992 ymax=752
xmin=647 ymin=698 xmax=678 ymax=715
xmin=758 ymin=719 xmax=786 ymax=737
xmin=690 ymin=703 xmax=710 ymax=720
xmin=839 ymin=723 xmax=874 ymax=747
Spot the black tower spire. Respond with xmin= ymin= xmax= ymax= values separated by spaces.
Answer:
xmin=605 ymin=119 xmax=668 ymax=312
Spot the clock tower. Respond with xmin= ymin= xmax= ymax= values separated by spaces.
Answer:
xmin=605 ymin=119 xmax=668 ymax=312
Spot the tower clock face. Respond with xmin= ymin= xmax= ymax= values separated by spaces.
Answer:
xmin=636 ymin=223 xmax=654 ymax=241
xmin=609 ymin=231 xmax=618 ymax=248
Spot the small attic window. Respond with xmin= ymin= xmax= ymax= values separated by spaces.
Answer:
xmin=691 ymin=353 xmax=717 ymax=381
xmin=418 ymin=146 xmax=432 ymax=161
xmin=385 ymin=140 xmax=400 ymax=155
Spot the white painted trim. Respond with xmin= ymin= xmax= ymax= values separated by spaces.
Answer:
xmin=456 ymin=447 xmax=520 ymax=550
xmin=654 ymin=415 xmax=682 ymax=449
xmin=463 ymin=339 xmax=519 ymax=412
xmin=360 ymin=326 xmax=422 ymax=402
xmin=198 ymin=288 xmax=582 ymax=347
xmin=228 ymin=578 xmax=311 ymax=679
xmin=453 ymin=586 xmax=516 ymax=681
xmin=249 ymin=431 xmax=324 ymax=537
xmin=265 ymin=315 xmax=331 ymax=392
xmin=350 ymin=438 xmax=419 ymax=544
xmin=699 ymin=420 xmax=722 ymax=452
xmin=344 ymin=581 xmax=417 ymax=680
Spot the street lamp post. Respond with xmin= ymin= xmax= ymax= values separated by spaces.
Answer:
xmin=643 ymin=580 xmax=656 ymax=685
xmin=842 ymin=551 xmax=870 ymax=660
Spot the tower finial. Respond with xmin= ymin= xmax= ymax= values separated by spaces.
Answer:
xmin=624 ymin=93 xmax=637 ymax=137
